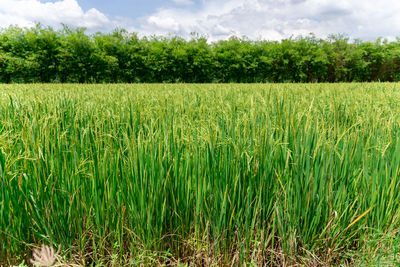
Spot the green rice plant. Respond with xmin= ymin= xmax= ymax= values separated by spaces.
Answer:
xmin=1 ymin=83 xmax=400 ymax=265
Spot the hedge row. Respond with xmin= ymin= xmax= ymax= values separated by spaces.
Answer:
xmin=1 ymin=25 xmax=400 ymax=83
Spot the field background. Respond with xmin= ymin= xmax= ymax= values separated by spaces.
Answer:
xmin=2 ymin=26 xmax=400 ymax=84
xmin=1 ymin=83 xmax=400 ymax=265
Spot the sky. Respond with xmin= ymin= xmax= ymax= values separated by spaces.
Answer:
xmin=0 ymin=0 xmax=400 ymax=41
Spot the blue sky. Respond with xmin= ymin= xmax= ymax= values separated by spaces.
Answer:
xmin=76 ymin=0 xmax=201 ymax=18
xmin=36 ymin=0 xmax=197 ymax=23
xmin=1 ymin=0 xmax=400 ymax=41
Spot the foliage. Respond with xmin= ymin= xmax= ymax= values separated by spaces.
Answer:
xmin=2 ymin=83 xmax=400 ymax=265
xmin=2 ymin=25 xmax=400 ymax=83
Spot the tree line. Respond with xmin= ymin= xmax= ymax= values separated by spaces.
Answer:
xmin=1 ymin=25 xmax=400 ymax=83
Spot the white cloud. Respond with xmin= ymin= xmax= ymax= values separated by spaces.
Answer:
xmin=1 ymin=0 xmax=399 ymax=41
xmin=0 ymin=0 xmax=114 ymax=31
xmin=172 ymin=0 xmax=194 ymax=5
xmin=137 ymin=0 xmax=400 ymax=41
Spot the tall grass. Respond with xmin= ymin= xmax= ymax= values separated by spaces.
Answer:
xmin=1 ymin=83 xmax=400 ymax=265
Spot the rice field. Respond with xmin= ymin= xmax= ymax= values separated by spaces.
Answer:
xmin=1 ymin=83 xmax=400 ymax=266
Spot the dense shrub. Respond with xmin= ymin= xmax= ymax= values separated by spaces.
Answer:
xmin=1 ymin=25 xmax=400 ymax=83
